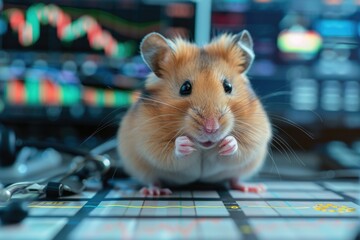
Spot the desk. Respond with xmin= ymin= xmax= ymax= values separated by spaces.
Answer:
xmin=0 ymin=178 xmax=359 ymax=240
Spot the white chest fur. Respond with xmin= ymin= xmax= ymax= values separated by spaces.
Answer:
xmin=156 ymin=148 xmax=243 ymax=185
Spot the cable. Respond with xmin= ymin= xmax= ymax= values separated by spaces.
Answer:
xmin=19 ymin=137 xmax=117 ymax=158
xmin=0 ymin=138 xmax=115 ymax=201
xmin=90 ymin=138 xmax=117 ymax=155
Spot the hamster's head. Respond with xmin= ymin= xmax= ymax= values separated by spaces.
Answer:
xmin=140 ymin=31 xmax=268 ymax=149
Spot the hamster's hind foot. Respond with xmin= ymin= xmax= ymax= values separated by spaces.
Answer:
xmin=230 ymin=179 xmax=266 ymax=193
xmin=140 ymin=185 xmax=172 ymax=196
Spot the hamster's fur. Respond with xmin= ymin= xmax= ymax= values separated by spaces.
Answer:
xmin=117 ymin=31 xmax=272 ymax=188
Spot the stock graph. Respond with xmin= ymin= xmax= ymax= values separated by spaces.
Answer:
xmin=2 ymin=3 xmax=138 ymax=58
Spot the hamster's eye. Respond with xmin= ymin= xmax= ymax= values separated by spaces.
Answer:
xmin=223 ymin=79 xmax=232 ymax=94
xmin=180 ymin=80 xmax=192 ymax=96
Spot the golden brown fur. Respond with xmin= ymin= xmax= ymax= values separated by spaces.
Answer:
xmin=118 ymin=31 xmax=272 ymax=185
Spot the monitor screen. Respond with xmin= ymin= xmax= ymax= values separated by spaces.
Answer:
xmin=212 ymin=0 xmax=360 ymax=130
xmin=0 ymin=0 xmax=201 ymax=124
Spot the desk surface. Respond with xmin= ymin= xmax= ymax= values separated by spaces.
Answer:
xmin=0 ymin=180 xmax=359 ymax=240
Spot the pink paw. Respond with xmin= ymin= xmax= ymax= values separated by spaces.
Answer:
xmin=231 ymin=180 xmax=266 ymax=193
xmin=140 ymin=186 xmax=172 ymax=196
xmin=219 ymin=136 xmax=238 ymax=156
xmin=175 ymin=136 xmax=196 ymax=157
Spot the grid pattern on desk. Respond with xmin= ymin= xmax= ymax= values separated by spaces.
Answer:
xmin=0 ymin=181 xmax=359 ymax=240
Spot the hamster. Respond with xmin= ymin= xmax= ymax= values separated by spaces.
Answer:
xmin=117 ymin=30 xmax=272 ymax=195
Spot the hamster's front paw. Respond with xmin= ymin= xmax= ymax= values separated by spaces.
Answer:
xmin=219 ymin=136 xmax=238 ymax=156
xmin=175 ymin=136 xmax=196 ymax=157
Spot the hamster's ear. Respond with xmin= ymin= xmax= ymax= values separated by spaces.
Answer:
xmin=140 ymin=32 xmax=174 ymax=77
xmin=235 ymin=30 xmax=255 ymax=73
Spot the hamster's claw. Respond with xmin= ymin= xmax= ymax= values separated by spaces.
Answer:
xmin=230 ymin=179 xmax=266 ymax=193
xmin=175 ymin=136 xmax=196 ymax=157
xmin=140 ymin=186 xmax=172 ymax=196
xmin=219 ymin=136 xmax=238 ymax=156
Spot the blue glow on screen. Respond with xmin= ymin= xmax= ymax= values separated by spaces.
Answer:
xmin=315 ymin=20 xmax=356 ymax=37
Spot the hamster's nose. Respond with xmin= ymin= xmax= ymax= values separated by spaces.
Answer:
xmin=204 ymin=118 xmax=220 ymax=134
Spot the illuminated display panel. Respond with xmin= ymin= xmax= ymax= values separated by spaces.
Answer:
xmin=0 ymin=0 xmax=199 ymax=115
xmin=211 ymin=0 xmax=360 ymax=128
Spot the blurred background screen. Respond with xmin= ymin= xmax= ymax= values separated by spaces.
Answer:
xmin=212 ymin=0 xmax=360 ymax=172
xmin=0 ymin=3 xmax=359 ymax=237
xmin=212 ymin=0 xmax=360 ymax=132
xmin=0 ymin=0 xmax=359 ymax=151
xmin=0 ymin=0 xmax=202 ymax=147
xmin=0 ymin=0 xmax=197 ymax=117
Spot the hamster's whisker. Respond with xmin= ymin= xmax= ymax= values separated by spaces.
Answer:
xmin=232 ymin=127 xmax=282 ymax=178
xmin=229 ymin=98 xmax=262 ymax=115
xmin=265 ymin=143 xmax=281 ymax=179
xmin=82 ymin=106 xmax=132 ymax=146
xmin=131 ymin=113 xmax=181 ymax=126
xmin=80 ymin=119 xmax=119 ymax=146
xmin=272 ymin=124 xmax=306 ymax=151
xmin=271 ymin=123 xmax=307 ymax=166
xmin=231 ymin=127 xmax=260 ymax=147
xmin=139 ymin=96 xmax=188 ymax=114
xmin=257 ymin=145 xmax=281 ymax=179
xmin=234 ymin=113 xmax=310 ymax=167
xmin=272 ymin=134 xmax=305 ymax=167
xmin=232 ymin=122 xmax=268 ymax=150
xmin=262 ymin=102 xmax=323 ymax=123
xmin=233 ymin=119 xmax=266 ymax=133
xmin=232 ymin=133 xmax=259 ymax=155
xmin=270 ymin=135 xmax=295 ymax=166
xmin=270 ymin=134 xmax=305 ymax=167
xmin=156 ymin=123 xmax=185 ymax=136
xmin=97 ymin=107 xmax=126 ymax=127
xmin=142 ymin=102 xmax=186 ymax=114
xmin=258 ymin=91 xmax=291 ymax=101
xmin=231 ymin=110 xmax=266 ymax=118
xmin=130 ymin=120 xmax=183 ymax=134
xmin=233 ymin=111 xmax=314 ymax=142
xmin=232 ymin=123 xmax=261 ymax=136
xmin=268 ymin=115 xmax=314 ymax=140
xmin=128 ymin=114 xmax=183 ymax=133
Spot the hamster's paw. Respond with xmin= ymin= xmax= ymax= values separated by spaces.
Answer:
xmin=230 ymin=179 xmax=266 ymax=193
xmin=140 ymin=186 xmax=172 ymax=196
xmin=219 ymin=136 xmax=238 ymax=156
xmin=175 ymin=136 xmax=196 ymax=157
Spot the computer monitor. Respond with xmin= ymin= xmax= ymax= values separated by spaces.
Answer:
xmin=0 ymin=0 xmax=210 ymax=124
xmin=212 ymin=0 xmax=360 ymax=131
